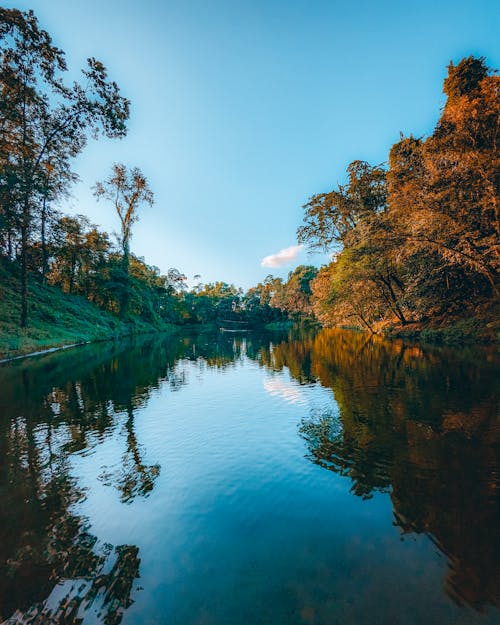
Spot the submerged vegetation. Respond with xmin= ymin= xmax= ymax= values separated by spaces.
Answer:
xmin=0 ymin=8 xmax=498 ymax=355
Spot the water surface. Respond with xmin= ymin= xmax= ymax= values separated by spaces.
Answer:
xmin=0 ymin=329 xmax=498 ymax=625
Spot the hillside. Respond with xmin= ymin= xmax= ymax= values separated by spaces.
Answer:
xmin=0 ymin=259 xmax=172 ymax=360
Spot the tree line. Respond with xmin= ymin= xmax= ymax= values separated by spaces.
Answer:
xmin=0 ymin=8 xmax=319 ymax=331
xmin=300 ymin=56 xmax=499 ymax=333
xmin=2 ymin=9 xmax=496 ymax=334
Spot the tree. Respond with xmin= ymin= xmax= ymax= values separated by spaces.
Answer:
xmin=270 ymin=265 xmax=318 ymax=320
xmin=300 ymin=57 xmax=499 ymax=330
xmin=386 ymin=58 xmax=499 ymax=305
xmin=165 ymin=268 xmax=188 ymax=295
xmin=0 ymin=8 xmax=130 ymax=326
xmin=49 ymin=214 xmax=89 ymax=294
xmin=298 ymin=161 xmax=386 ymax=252
xmin=94 ymin=164 xmax=154 ymax=316
xmin=312 ymin=254 xmax=384 ymax=332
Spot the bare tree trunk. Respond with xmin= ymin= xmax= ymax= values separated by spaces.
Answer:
xmin=69 ymin=251 xmax=76 ymax=294
xmin=120 ymin=239 xmax=130 ymax=317
xmin=41 ymin=193 xmax=48 ymax=282
xmin=20 ymin=198 xmax=29 ymax=328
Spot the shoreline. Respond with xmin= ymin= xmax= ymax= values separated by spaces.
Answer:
xmin=0 ymin=340 xmax=90 ymax=364
xmin=2 ymin=317 xmax=498 ymax=364
xmin=0 ymin=325 xmax=178 ymax=364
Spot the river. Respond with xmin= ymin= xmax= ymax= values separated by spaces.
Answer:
xmin=0 ymin=329 xmax=498 ymax=625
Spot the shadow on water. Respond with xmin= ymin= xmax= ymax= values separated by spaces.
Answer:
xmin=0 ymin=328 xmax=498 ymax=622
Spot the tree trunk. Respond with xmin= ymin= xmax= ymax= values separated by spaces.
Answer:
xmin=41 ymin=194 xmax=48 ymax=282
xmin=377 ymin=273 xmax=407 ymax=325
xmin=120 ymin=240 xmax=130 ymax=317
xmin=20 ymin=199 xmax=29 ymax=328
xmin=69 ymin=252 xmax=76 ymax=294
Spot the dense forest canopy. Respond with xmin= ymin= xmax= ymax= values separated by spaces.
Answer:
xmin=302 ymin=56 xmax=499 ymax=335
xmin=0 ymin=7 xmax=498 ymax=339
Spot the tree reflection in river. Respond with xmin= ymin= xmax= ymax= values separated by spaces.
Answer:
xmin=0 ymin=331 xmax=281 ymax=623
xmin=260 ymin=329 xmax=499 ymax=611
xmin=0 ymin=335 xmax=179 ymax=623
xmin=0 ymin=329 xmax=498 ymax=623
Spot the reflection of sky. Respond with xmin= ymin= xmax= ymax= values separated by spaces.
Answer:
xmin=263 ymin=375 xmax=308 ymax=405
xmin=64 ymin=353 xmax=499 ymax=625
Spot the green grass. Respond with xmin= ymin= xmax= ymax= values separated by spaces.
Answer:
xmin=0 ymin=259 xmax=174 ymax=360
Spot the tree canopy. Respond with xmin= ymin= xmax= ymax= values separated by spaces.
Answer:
xmin=300 ymin=56 xmax=499 ymax=334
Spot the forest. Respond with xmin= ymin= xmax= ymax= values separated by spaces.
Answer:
xmin=0 ymin=8 xmax=498 ymax=354
xmin=300 ymin=55 xmax=499 ymax=339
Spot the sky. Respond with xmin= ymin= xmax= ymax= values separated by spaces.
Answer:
xmin=7 ymin=0 xmax=500 ymax=289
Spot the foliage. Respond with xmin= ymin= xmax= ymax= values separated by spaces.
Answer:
xmin=302 ymin=56 xmax=499 ymax=333
xmin=0 ymin=8 xmax=129 ymax=327
xmin=2 ymin=12 xmax=496 ymax=346
xmin=269 ymin=265 xmax=318 ymax=321
xmin=0 ymin=256 xmax=175 ymax=359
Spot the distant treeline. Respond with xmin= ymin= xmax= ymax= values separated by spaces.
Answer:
xmin=1 ymin=8 xmax=497 ymax=334
xmin=0 ymin=8 xmax=314 ymax=330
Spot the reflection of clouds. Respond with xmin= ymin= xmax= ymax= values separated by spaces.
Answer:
xmin=263 ymin=376 xmax=308 ymax=405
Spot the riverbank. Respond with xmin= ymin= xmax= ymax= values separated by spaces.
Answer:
xmin=0 ymin=262 xmax=176 ymax=360
xmin=380 ymin=310 xmax=500 ymax=345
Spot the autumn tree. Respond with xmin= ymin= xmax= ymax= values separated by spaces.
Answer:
xmin=385 ymin=57 xmax=499 ymax=314
xmin=302 ymin=56 xmax=499 ymax=331
xmin=270 ymin=265 xmax=318 ymax=320
xmin=298 ymin=160 xmax=386 ymax=252
xmin=423 ymin=57 xmax=499 ymax=295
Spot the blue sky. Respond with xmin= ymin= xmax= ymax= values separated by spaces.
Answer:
xmin=7 ymin=0 xmax=500 ymax=288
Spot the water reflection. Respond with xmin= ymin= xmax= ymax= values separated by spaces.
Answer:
xmin=0 ymin=329 xmax=498 ymax=623
xmin=0 ymin=332 xmax=275 ymax=623
xmin=0 ymin=336 xmax=167 ymax=624
xmin=271 ymin=330 xmax=500 ymax=611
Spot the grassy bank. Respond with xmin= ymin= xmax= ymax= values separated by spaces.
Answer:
xmin=0 ymin=260 xmax=175 ymax=360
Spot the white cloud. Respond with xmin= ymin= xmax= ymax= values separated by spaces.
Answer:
xmin=261 ymin=244 xmax=304 ymax=268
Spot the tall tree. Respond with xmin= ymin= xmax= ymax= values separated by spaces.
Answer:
xmin=0 ymin=8 xmax=129 ymax=326
xmin=298 ymin=160 xmax=386 ymax=252
xmin=387 ymin=58 xmax=499 ymax=306
xmin=94 ymin=164 xmax=154 ymax=316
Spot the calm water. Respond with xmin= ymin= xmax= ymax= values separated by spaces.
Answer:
xmin=0 ymin=329 xmax=499 ymax=625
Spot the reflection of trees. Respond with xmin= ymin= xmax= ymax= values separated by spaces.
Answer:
xmin=4 ymin=327 xmax=498 ymax=617
xmin=0 ymin=335 xmax=174 ymax=623
xmin=4 ymin=543 xmax=140 ymax=625
xmin=99 ymin=404 xmax=160 ymax=503
xmin=0 ymin=412 xmax=140 ymax=625
xmin=258 ymin=334 xmax=316 ymax=384
xmin=300 ymin=409 xmax=393 ymax=499
xmin=264 ymin=329 xmax=500 ymax=611
xmin=0 ymin=329 xmax=286 ymax=622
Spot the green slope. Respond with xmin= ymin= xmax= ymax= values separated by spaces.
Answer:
xmin=0 ymin=259 xmax=171 ymax=360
